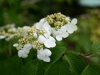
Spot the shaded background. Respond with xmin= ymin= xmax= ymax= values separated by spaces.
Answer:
xmin=0 ymin=0 xmax=100 ymax=74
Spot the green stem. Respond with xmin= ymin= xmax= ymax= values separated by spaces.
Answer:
xmin=9 ymin=42 xmax=12 ymax=56
xmin=22 ymin=58 xmax=25 ymax=65
xmin=79 ymin=53 xmax=92 ymax=65
xmin=4 ymin=41 xmax=6 ymax=51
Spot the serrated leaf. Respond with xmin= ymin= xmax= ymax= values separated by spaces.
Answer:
xmin=40 ymin=46 xmax=66 ymax=70
xmin=92 ymin=41 xmax=100 ymax=54
xmin=22 ymin=59 xmax=44 ymax=75
xmin=50 ymin=46 xmax=66 ymax=64
xmin=45 ymin=59 xmax=72 ymax=75
xmin=81 ymin=65 xmax=100 ymax=75
xmin=64 ymin=52 xmax=86 ymax=75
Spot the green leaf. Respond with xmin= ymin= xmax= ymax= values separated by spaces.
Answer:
xmin=64 ymin=52 xmax=86 ymax=75
xmin=22 ymin=59 xmax=44 ymax=75
xmin=45 ymin=59 xmax=72 ymax=75
xmin=0 ymin=55 xmax=23 ymax=75
xmin=43 ymin=46 xmax=66 ymax=69
xmin=81 ymin=65 xmax=100 ymax=75
xmin=92 ymin=41 xmax=100 ymax=55
xmin=50 ymin=46 xmax=66 ymax=64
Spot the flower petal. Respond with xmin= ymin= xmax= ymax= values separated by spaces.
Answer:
xmin=35 ymin=22 xmax=42 ymax=29
xmin=18 ymin=50 xmax=28 ymax=58
xmin=56 ymin=35 xmax=62 ymax=41
xmin=62 ymin=32 xmax=69 ymax=38
xmin=38 ymin=35 xmax=46 ymax=44
xmin=44 ymin=36 xmax=56 ymax=48
xmin=43 ymin=56 xmax=50 ymax=62
xmin=66 ymin=25 xmax=74 ymax=33
xmin=40 ymin=18 xmax=45 ymax=23
xmin=71 ymin=18 xmax=77 ymax=25
xmin=43 ymin=49 xmax=52 ymax=56
xmin=0 ymin=35 xmax=5 ymax=39
xmin=23 ymin=43 xmax=32 ymax=50
xmin=37 ymin=54 xmax=43 ymax=60
xmin=13 ymin=43 xmax=19 ymax=47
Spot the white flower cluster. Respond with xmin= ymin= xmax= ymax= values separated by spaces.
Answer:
xmin=0 ymin=13 xmax=77 ymax=62
xmin=0 ymin=24 xmax=17 ymax=41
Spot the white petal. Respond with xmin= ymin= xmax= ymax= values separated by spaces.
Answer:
xmin=37 ymin=49 xmax=44 ymax=60
xmin=38 ymin=35 xmax=46 ymax=44
xmin=52 ymin=29 xmax=58 ymax=37
xmin=13 ymin=43 xmax=19 ymax=47
xmin=71 ymin=25 xmax=77 ymax=31
xmin=18 ymin=50 xmax=28 ymax=58
xmin=71 ymin=18 xmax=77 ymax=25
xmin=43 ymin=56 xmax=50 ymax=62
xmin=66 ymin=25 xmax=74 ymax=33
xmin=60 ymin=25 xmax=67 ymax=32
xmin=23 ymin=43 xmax=32 ymax=50
xmin=43 ymin=21 xmax=51 ymax=30
xmin=21 ymin=31 xmax=27 ymax=36
xmin=40 ymin=18 xmax=45 ymax=23
xmin=0 ymin=35 xmax=5 ymax=39
xmin=66 ymin=17 xmax=70 ymax=21
xmin=37 ymin=49 xmax=43 ymax=55
xmin=44 ymin=36 xmax=56 ymax=48
xmin=44 ymin=32 xmax=50 ymax=39
xmin=23 ymin=26 xmax=30 ymax=30
xmin=35 ymin=22 xmax=42 ymax=29
xmin=24 ymin=50 xmax=30 ymax=54
xmin=22 ymin=54 xmax=28 ymax=58
xmin=56 ymin=35 xmax=62 ymax=41
xmin=37 ymin=54 xmax=43 ymax=60
xmin=43 ymin=49 xmax=52 ymax=56
xmin=62 ymin=32 xmax=69 ymax=38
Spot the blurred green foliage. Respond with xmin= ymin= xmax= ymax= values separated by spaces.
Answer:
xmin=0 ymin=0 xmax=82 ymax=26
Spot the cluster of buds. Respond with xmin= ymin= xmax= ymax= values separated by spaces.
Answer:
xmin=0 ymin=13 xmax=77 ymax=62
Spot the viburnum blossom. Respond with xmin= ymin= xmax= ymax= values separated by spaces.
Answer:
xmin=37 ymin=49 xmax=52 ymax=62
xmin=0 ymin=13 xmax=78 ymax=62
xmin=18 ymin=26 xmax=30 ymax=37
xmin=38 ymin=35 xmax=56 ymax=48
xmin=52 ymin=25 xmax=69 ymax=41
xmin=35 ymin=18 xmax=52 ymax=36
xmin=13 ymin=43 xmax=32 ymax=58
xmin=18 ymin=44 xmax=32 ymax=58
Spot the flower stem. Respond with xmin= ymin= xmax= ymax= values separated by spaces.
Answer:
xmin=22 ymin=58 xmax=25 ymax=65
xmin=9 ymin=42 xmax=12 ymax=56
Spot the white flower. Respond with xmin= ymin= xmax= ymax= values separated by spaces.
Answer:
xmin=38 ymin=35 xmax=56 ymax=48
xmin=18 ymin=26 xmax=30 ymax=36
xmin=65 ymin=18 xmax=77 ymax=34
xmin=18 ymin=43 xmax=32 ymax=58
xmin=23 ymin=43 xmax=32 ymax=51
xmin=18 ymin=50 xmax=28 ymax=58
xmin=52 ymin=25 xmax=69 ymax=41
xmin=37 ymin=49 xmax=52 ymax=62
xmin=35 ymin=18 xmax=51 ymax=35
xmin=0 ymin=35 xmax=5 ymax=39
